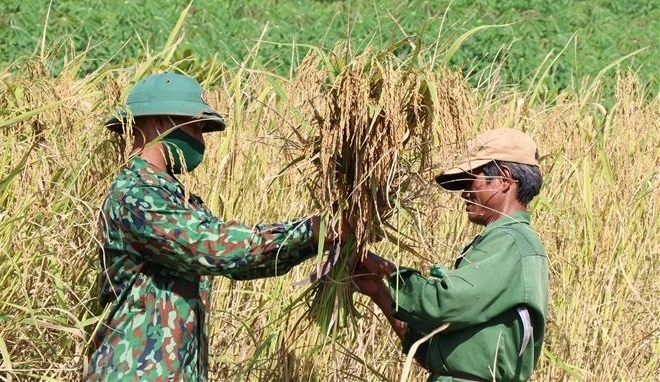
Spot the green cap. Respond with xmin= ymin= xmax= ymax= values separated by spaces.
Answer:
xmin=105 ymin=72 xmax=226 ymax=133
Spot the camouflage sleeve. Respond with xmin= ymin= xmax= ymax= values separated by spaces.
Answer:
xmin=116 ymin=184 xmax=316 ymax=278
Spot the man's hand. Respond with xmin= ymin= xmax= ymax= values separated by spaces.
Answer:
xmin=351 ymin=251 xmax=396 ymax=297
xmin=352 ymin=251 xmax=408 ymax=341
xmin=310 ymin=215 xmax=352 ymax=246
xmin=352 ymin=261 xmax=388 ymax=297
xmin=361 ymin=251 xmax=397 ymax=279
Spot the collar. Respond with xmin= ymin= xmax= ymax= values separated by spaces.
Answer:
xmin=455 ymin=211 xmax=531 ymax=268
xmin=482 ymin=211 xmax=531 ymax=235
xmin=126 ymin=155 xmax=184 ymax=192
xmin=128 ymin=155 xmax=175 ymax=179
xmin=128 ymin=154 xmax=159 ymax=172
xmin=126 ymin=156 xmax=207 ymax=208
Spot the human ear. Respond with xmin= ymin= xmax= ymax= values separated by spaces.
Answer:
xmin=500 ymin=166 xmax=514 ymax=191
xmin=156 ymin=115 xmax=173 ymax=131
xmin=133 ymin=126 xmax=147 ymax=146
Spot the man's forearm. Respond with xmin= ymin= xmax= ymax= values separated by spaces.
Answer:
xmin=371 ymin=286 xmax=407 ymax=341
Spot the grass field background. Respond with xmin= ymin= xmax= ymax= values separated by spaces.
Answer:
xmin=1 ymin=0 xmax=658 ymax=97
xmin=1 ymin=1 xmax=659 ymax=381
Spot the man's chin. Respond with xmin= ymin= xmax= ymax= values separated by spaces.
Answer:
xmin=466 ymin=212 xmax=486 ymax=226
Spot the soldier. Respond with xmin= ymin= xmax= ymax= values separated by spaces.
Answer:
xmin=86 ymin=72 xmax=338 ymax=380
xmin=353 ymin=128 xmax=549 ymax=382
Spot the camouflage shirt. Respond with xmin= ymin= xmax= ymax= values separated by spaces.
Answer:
xmin=85 ymin=156 xmax=316 ymax=381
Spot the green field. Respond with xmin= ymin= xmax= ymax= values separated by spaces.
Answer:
xmin=1 ymin=0 xmax=658 ymax=97
xmin=1 ymin=1 xmax=659 ymax=381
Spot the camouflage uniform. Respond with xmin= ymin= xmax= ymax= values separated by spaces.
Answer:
xmin=85 ymin=156 xmax=316 ymax=381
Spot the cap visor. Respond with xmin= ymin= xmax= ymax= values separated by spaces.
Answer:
xmin=435 ymin=172 xmax=472 ymax=190
xmin=104 ymin=109 xmax=129 ymax=133
xmin=104 ymin=101 xmax=226 ymax=133
xmin=434 ymin=158 xmax=493 ymax=190
xmin=198 ymin=112 xmax=226 ymax=132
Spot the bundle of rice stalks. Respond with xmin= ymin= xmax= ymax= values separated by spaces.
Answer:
xmin=281 ymin=42 xmax=473 ymax=334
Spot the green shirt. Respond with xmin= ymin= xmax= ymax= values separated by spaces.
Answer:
xmin=85 ymin=156 xmax=316 ymax=381
xmin=388 ymin=212 xmax=548 ymax=382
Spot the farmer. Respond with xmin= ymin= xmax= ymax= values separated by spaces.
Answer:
xmin=86 ymin=72 xmax=339 ymax=380
xmin=353 ymin=128 xmax=548 ymax=382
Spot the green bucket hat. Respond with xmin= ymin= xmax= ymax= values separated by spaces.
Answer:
xmin=105 ymin=72 xmax=226 ymax=133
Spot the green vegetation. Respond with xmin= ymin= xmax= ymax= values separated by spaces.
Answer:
xmin=1 ymin=0 xmax=658 ymax=97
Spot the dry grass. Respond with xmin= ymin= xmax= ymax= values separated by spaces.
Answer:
xmin=276 ymin=44 xmax=476 ymax=334
xmin=0 ymin=46 xmax=658 ymax=382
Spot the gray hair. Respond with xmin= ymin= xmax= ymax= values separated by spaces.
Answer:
xmin=480 ymin=161 xmax=543 ymax=204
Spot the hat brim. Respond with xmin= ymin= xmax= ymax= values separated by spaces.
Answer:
xmin=105 ymin=99 xmax=226 ymax=133
xmin=434 ymin=158 xmax=493 ymax=190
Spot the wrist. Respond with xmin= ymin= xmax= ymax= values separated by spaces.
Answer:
xmin=384 ymin=262 xmax=397 ymax=277
xmin=370 ymin=284 xmax=392 ymax=307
